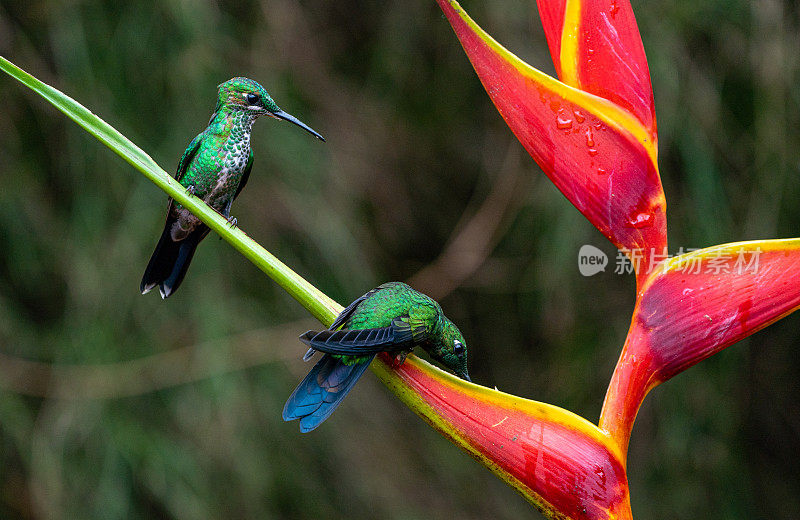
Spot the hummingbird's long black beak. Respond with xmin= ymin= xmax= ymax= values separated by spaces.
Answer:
xmin=271 ymin=110 xmax=325 ymax=142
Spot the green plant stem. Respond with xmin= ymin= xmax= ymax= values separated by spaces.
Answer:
xmin=0 ymin=55 xmax=341 ymax=326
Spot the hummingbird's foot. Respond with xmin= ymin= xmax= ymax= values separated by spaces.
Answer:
xmin=302 ymin=348 xmax=316 ymax=362
xmin=226 ymin=216 xmax=238 ymax=228
xmin=185 ymin=185 xmax=195 ymax=196
xmin=391 ymin=351 xmax=409 ymax=368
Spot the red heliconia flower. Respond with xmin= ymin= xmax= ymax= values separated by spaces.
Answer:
xmin=4 ymin=1 xmax=796 ymax=517
xmin=363 ymin=1 xmax=800 ymax=519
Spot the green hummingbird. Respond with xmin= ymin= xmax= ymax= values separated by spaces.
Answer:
xmin=283 ymin=281 xmax=470 ymax=432
xmin=141 ymin=77 xmax=324 ymax=298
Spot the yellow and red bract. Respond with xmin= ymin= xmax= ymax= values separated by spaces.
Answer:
xmin=435 ymin=0 xmax=664 ymax=289
xmin=372 ymin=354 xmax=632 ymax=520
xmin=600 ymin=239 xmax=800 ymax=452
xmin=536 ymin=0 xmax=657 ymax=137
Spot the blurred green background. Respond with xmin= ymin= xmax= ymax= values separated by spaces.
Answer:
xmin=1 ymin=0 xmax=799 ymax=518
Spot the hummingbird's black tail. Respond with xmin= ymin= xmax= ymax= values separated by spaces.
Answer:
xmin=140 ymin=220 xmax=208 ymax=299
xmin=282 ymin=353 xmax=376 ymax=432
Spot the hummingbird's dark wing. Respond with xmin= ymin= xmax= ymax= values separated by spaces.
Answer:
xmin=233 ymin=153 xmax=253 ymax=201
xmin=301 ymin=287 xmax=382 ymax=361
xmin=283 ymin=353 xmax=377 ymax=432
xmin=174 ymin=132 xmax=204 ymax=182
xmin=299 ymin=316 xmax=428 ymax=356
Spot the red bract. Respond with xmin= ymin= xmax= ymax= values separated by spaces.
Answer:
xmin=363 ymin=1 xmax=800 ymax=519
xmin=435 ymin=0 xmax=664 ymax=289
xmin=601 ymin=239 xmax=800 ymax=452
xmin=372 ymin=355 xmax=632 ymax=520
xmin=536 ymin=0 xmax=657 ymax=136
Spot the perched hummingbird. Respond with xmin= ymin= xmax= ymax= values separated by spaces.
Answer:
xmin=141 ymin=77 xmax=324 ymax=298
xmin=283 ymin=282 xmax=470 ymax=432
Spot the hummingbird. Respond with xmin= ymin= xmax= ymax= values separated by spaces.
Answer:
xmin=283 ymin=282 xmax=470 ymax=432
xmin=141 ymin=77 xmax=324 ymax=298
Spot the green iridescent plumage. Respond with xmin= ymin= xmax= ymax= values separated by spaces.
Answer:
xmin=283 ymin=282 xmax=470 ymax=432
xmin=141 ymin=77 xmax=324 ymax=298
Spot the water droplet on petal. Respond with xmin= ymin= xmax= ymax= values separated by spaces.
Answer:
xmin=588 ymin=148 xmax=598 ymax=156
xmin=594 ymin=466 xmax=606 ymax=483
xmin=627 ymin=211 xmax=654 ymax=228
xmin=585 ymin=127 xmax=595 ymax=147
xmin=556 ymin=114 xmax=573 ymax=130
xmin=682 ymin=288 xmax=694 ymax=296
xmin=573 ymin=110 xmax=585 ymax=123
xmin=597 ymin=167 xmax=607 ymax=175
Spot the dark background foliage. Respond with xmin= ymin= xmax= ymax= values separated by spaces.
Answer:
xmin=0 ymin=0 xmax=799 ymax=518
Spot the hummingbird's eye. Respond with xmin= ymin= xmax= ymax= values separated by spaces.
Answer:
xmin=246 ymin=93 xmax=260 ymax=105
xmin=453 ymin=341 xmax=465 ymax=355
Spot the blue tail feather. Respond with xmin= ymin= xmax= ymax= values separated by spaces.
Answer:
xmin=283 ymin=353 xmax=376 ymax=432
